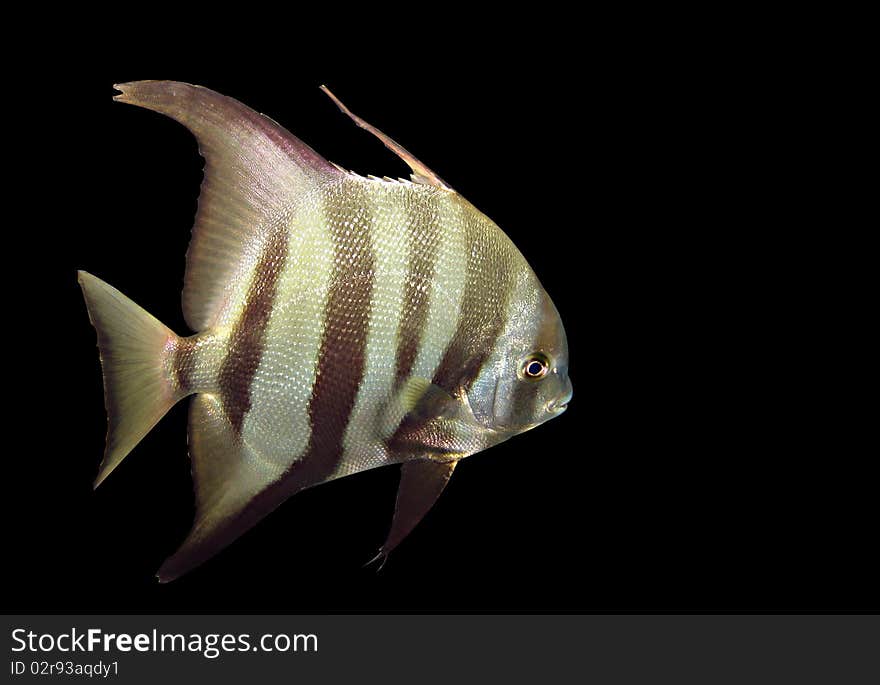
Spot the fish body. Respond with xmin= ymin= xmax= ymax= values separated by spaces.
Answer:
xmin=80 ymin=81 xmax=572 ymax=581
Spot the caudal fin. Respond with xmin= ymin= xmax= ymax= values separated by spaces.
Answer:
xmin=78 ymin=271 xmax=184 ymax=487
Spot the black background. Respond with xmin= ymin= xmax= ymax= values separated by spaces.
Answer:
xmin=5 ymin=34 xmax=874 ymax=614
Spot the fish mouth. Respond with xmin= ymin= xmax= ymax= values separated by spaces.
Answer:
xmin=548 ymin=380 xmax=573 ymax=414
xmin=548 ymin=401 xmax=570 ymax=415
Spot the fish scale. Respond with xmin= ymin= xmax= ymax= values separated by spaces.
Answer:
xmin=78 ymin=81 xmax=572 ymax=581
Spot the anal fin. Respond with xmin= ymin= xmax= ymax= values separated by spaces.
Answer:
xmin=369 ymin=458 xmax=458 ymax=567
xmin=157 ymin=394 xmax=297 ymax=582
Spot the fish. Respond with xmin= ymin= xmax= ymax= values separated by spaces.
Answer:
xmin=79 ymin=80 xmax=572 ymax=581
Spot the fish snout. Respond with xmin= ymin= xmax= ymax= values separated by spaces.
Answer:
xmin=548 ymin=377 xmax=573 ymax=414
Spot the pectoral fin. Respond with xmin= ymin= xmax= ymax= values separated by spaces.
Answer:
xmin=380 ymin=376 xmax=459 ymax=438
xmin=369 ymin=458 xmax=458 ymax=567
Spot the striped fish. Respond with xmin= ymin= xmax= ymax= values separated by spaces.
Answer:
xmin=79 ymin=81 xmax=572 ymax=581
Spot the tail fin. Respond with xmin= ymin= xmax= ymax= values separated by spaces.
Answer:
xmin=78 ymin=271 xmax=184 ymax=487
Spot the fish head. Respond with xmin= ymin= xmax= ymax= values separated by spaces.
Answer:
xmin=467 ymin=278 xmax=572 ymax=441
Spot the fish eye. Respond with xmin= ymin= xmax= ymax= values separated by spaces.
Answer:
xmin=521 ymin=353 xmax=550 ymax=380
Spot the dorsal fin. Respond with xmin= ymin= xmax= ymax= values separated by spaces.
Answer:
xmin=319 ymin=85 xmax=451 ymax=190
xmin=113 ymin=80 xmax=343 ymax=331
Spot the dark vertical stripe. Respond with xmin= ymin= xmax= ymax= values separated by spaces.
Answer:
xmin=172 ymin=337 xmax=194 ymax=394
xmin=161 ymin=183 xmax=376 ymax=580
xmin=282 ymin=180 xmax=376 ymax=488
xmin=431 ymin=212 xmax=515 ymax=395
xmin=172 ymin=336 xmax=197 ymax=394
xmin=304 ymin=185 xmax=375 ymax=462
xmin=217 ymin=229 xmax=288 ymax=434
xmin=395 ymin=203 xmax=441 ymax=381
xmin=387 ymin=208 xmax=515 ymax=458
